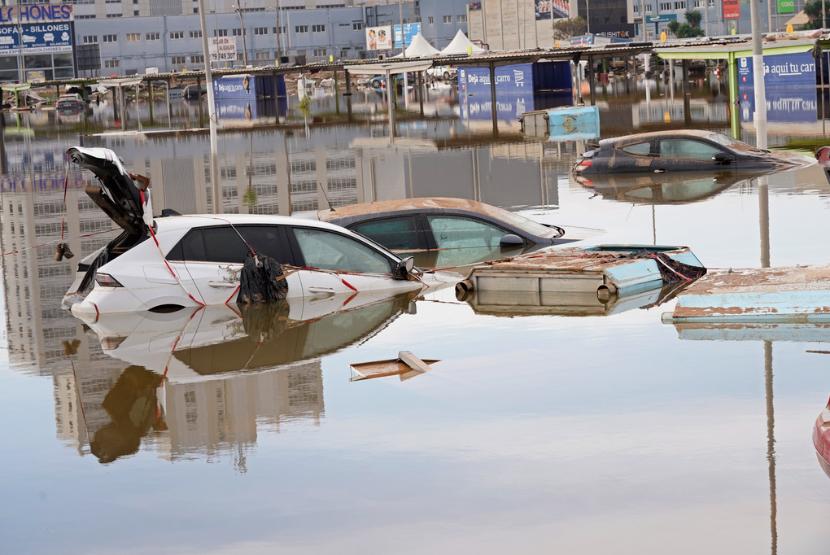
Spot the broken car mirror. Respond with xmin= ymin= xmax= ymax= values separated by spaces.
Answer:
xmin=395 ymin=256 xmax=415 ymax=279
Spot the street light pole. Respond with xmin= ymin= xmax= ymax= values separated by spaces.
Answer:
xmin=197 ymin=0 xmax=220 ymax=213
xmin=750 ymin=0 xmax=768 ymax=149
xmin=585 ymin=0 xmax=591 ymax=35
xmin=235 ymin=3 xmax=249 ymax=67
xmin=275 ymin=0 xmax=282 ymax=65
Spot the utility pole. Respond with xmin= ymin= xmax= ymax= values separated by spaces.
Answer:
xmin=275 ymin=0 xmax=282 ymax=65
xmin=703 ymin=0 xmax=709 ymax=37
xmin=398 ymin=0 xmax=405 ymax=56
xmin=639 ymin=0 xmax=646 ymax=41
xmin=197 ymin=0 xmax=221 ymax=213
xmin=750 ymin=0 xmax=768 ymax=149
xmin=235 ymin=3 xmax=249 ymax=67
xmin=585 ymin=0 xmax=591 ymax=35
xmin=824 ymin=0 xmax=828 ymax=30
xmin=15 ymin=0 xmax=24 ymax=83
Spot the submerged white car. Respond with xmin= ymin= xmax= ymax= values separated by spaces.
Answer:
xmin=64 ymin=147 xmax=431 ymax=318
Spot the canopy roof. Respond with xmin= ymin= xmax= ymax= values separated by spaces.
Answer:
xmin=440 ymin=30 xmax=487 ymax=56
xmin=347 ymin=60 xmax=433 ymax=75
xmin=397 ymin=33 xmax=440 ymax=58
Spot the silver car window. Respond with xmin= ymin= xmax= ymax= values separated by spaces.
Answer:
xmin=294 ymin=228 xmax=393 ymax=274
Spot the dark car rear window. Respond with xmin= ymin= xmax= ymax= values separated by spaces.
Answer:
xmin=168 ymin=225 xmax=292 ymax=264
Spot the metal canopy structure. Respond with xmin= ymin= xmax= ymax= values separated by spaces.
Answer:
xmin=345 ymin=60 xmax=433 ymax=75
xmin=655 ymin=37 xmax=823 ymax=138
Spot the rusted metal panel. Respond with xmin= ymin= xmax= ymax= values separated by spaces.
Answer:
xmin=463 ymin=245 xmax=704 ymax=299
xmin=668 ymin=266 xmax=830 ymax=323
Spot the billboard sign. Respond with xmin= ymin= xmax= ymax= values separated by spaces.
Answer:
xmin=209 ymin=37 xmax=236 ymax=63
xmin=777 ymin=0 xmax=795 ymax=14
xmin=459 ymin=63 xmax=535 ymax=96
xmin=0 ymin=4 xmax=73 ymax=24
xmin=737 ymin=51 xmax=816 ymax=89
xmin=393 ymin=22 xmax=421 ymax=48
xmin=723 ymin=0 xmax=740 ymax=19
xmin=535 ymin=0 xmax=570 ymax=20
xmin=0 ymin=21 xmax=72 ymax=54
xmin=365 ymin=25 xmax=392 ymax=50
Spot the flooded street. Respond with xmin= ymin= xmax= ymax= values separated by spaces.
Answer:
xmin=4 ymin=80 xmax=830 ymax=554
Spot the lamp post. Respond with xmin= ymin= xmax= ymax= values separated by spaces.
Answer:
xmin=275 ymin=0 xmax=282 ymax=65
xmin=234 ymin=3 xmax=249 ymax=67
xmin=750 ymin=0 xmax=767 ymax=149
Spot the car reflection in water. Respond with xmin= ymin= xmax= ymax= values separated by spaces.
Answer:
xmin=814 ymin=396 xmax=830 ymax=478
xmin=573 ymin=171 xmax=767 ymax=205
xmin=81 ymin=291 xmax=419 ymax=464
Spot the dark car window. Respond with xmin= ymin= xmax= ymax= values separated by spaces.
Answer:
xmin=351 ymin=216 xmax=421 ymax=250
xmin=659 ymin=139 xmax=723 ymax=160
xmin=621 ymin=142 xmax=651 ymax=156
xmin=292 ymin=227 xmax=393 ymax=274
xmin=427 ymin=216 xmax=511 ymax=249
xmin=168 ymin=225 xmax=291 ymax=264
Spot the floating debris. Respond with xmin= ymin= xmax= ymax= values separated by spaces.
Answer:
xmin=666 ymin=266 xmax=830 ymax=323
xmin=456 ymin=245 xmax=705 ymax=303
xmin=350 ymin=351 xmax=439 ymax=382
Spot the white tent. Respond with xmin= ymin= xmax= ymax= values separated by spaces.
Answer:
xmin=440 ymin=30 xmax=486 ymax=56
xmin=395 ymin=33 xmax=440 ymax=58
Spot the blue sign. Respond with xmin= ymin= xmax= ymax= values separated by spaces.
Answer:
xmin=393 ymin=22 xmax=421 ymax=48
xmin=459 ymin=63 xmax=535 ymax=96
xmin=737 ymin=51 xmax=817 ymax=88
xmin=0 ymin=22 xmax=72 ymax=53
xmin=547 ymin=105 xmax=601 ymax=141
xmin=213 ymin=74 xmax=284 ymax=101
xmin=646 ymin=13 xmax=677 ymax=23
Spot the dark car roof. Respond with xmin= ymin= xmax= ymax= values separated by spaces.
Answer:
xmin=319 ymin=197 xmax=512 ymax=223
xmin=599 ymin=130 xmax=722 ymax=147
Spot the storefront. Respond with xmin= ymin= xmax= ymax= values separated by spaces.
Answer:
xmin=0 ymin=4 xmax=75 ymax=83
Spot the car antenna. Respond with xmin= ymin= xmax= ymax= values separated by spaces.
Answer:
xmin=317 ymin=180 xmax=336 ymax=212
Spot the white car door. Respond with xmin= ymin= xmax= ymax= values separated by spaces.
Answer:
xmin=174 ymin=225 xmax=303 ymax=306
xmin=289 ymin=226 xmax=421 ymax=297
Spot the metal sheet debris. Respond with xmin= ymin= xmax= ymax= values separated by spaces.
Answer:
xmin=457 ymin=245 xmax=705 ymax=302
xmin=350 ymin=351 xmax=439 ymax=382
xmin=667 ymin=266 xmax=830 ymax=323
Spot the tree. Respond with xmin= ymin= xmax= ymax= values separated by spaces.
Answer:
xmin=668 ymin=20 xmax=680 ymax=34
xmin=552 ymin=17 xmax=588 ymax=39
xmin=804 ymin=0 xmax=830 ymax=29
xmin=685 ymin=9 xmax=702 ymax=29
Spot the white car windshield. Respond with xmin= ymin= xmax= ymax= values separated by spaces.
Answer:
xmin=478 ymin=205 xmax=564 ymax=239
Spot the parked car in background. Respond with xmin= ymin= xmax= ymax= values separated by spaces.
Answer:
xmin=572 ymin=130 xmax=812 ymax=176
xmin=55 ymin=93 xmax=85 ymax=113
xmin=426 ymin=66 xmax=457 ymax=81
xmin=318 ymin=197 xmax=579 ymax=268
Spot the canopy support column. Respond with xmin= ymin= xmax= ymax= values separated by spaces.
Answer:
xmin=489 ymin=61 xmax=498 ymax=135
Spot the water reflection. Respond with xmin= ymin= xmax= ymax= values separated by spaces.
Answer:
xmin=573 ymin=171 xmax=754 ymax=205
xmin=64 ymin=292 xmax=416 ymax=464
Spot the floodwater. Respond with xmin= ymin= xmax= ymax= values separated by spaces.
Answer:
xmin=3 ymin=75 xmax=830 ymax=554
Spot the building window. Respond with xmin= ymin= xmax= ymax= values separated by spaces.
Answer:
xmin=82 ymin=35 xmax=98 ymax=44
xmin=214 ymin=29 xmax=228 ymax=37
xmin=126 ymin=32 xmax=140 ymax=41
xmin=295 ymin=25 xmax=308 ymax=33
xmin=190 ymin=30 xmax=202 ymax=38
xmin=255 ymin=51 xmax=271 ymax=60
xmin=171 ymin=55 xmax=187 ymax=65
xmin=106 ymin=13 xmax=122 ymax=17
xmin=313 ymin=48 xmax=326 ymax=56
xmin=102 ymin=34 xmax=117 ymax=42
xmin=427 ymin=16 xmax=434 ymax=24
xmin=145 ymin=32 xmax=160 ymax=40
xmin=170 ymin=31 xmax=184 ymax=39
xmin=104 ymin=59 xmax=120 ymax=68
xmin=352 ymin=22 xmax=362 ymax=30
xmin=442 ymin=15 xmax=452 ymax=23
xmin=133 ymin=9 xmax=139 ymax=15
xmin=311 ymin=24 xmax=325 ymax=32
xmin=254 ymin=26 xmax=268 ymax=35
xmin=457 ymin=14 xmax=466 ymax=22
xmin=232 ymin=28 xmax=242 ymax=36
xmin=191 ymin=54 xmax=204 ymax=63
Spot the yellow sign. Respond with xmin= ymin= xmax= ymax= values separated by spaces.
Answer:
xmin=660 ymin=31 xmax=667 ymax=43
xmin=786 ymin=23 xmax=794 ymax=33
xmin=329 ymin=54 xmax=334 ymax=63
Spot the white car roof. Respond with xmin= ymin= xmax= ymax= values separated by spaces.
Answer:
xmin=156 ymin=213 xmax=352 ymax=234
